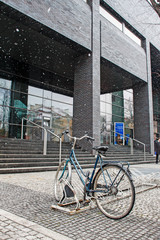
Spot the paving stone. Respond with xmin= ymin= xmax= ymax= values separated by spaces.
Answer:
xmin=0 ymin=165 xmax=160 ymax=240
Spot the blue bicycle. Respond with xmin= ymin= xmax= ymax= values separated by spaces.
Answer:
xmin=54 ymin=130 xmax=135 ymax=220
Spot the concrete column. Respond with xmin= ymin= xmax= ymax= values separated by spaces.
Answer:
xmin=146 ymin=40 xmax=154 ymax=154
xmin=73 ymin=0 xmax=100 ymax=150
xmin=133 ymin=40 xmax=154 ymax=154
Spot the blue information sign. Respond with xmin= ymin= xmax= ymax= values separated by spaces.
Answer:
xmin=114 ymin=122 xmax=124 ymax=145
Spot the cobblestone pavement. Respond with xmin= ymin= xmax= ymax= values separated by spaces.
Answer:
xmin=0 ymin=164 xmax=160 ymax=240
xmin=0 ymin=209 xmax=72 ymax=240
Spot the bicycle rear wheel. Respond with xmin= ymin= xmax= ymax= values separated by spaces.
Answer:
xmin=54 ymin=160 xmax=72 ymax=202
xmin=93 ymin=164 xmax=135 ymax=220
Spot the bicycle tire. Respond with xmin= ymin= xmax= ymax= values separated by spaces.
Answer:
xmin=54 ymin=160 xmax=72 ymax=202
xmin=93 ymin=164 xmax=135 ymax=220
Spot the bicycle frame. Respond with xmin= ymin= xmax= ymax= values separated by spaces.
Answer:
xmin=66 ymin=147 xmax=119 ymax=194
xmin=64 ymin=148 xmax=127 ymax=195
xmin=69 ymin=149 xmax=98 ymax=190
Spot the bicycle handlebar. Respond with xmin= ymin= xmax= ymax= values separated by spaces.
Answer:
xmin=61 ymin=130 xmax=95 ymax=142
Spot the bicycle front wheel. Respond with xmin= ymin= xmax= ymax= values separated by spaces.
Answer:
xmin=54 ymin=160 xmax=72 ymax=202
xmin=93 ymin=164 xmax=135 ymax=220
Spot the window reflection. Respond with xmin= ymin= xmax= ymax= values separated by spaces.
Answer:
xmin=28 ymin=95 xmax=43 ymax=111
xmin=0 ymin=79 xmax=73 ymax=139
xmin=100 ymin=89 xmax=133 ymax=145
xmin=100 ymin=102 xmax=106 ymax=113
xmin=52 ymin=101 xmax=73 ymax=116
xmin=52 ymin=92 xmax=73 ymax=104
xmin=0 ymin=88 xmax=11 ymax=107
xmin=28 ymin=86 xmax=43 ymax=97
xmin=44 ymin=89 xmax=52 ymax=99
xmin=43 ymin=99 xmax=52 ymax=114
xmin=0 ymin=78 xmax=11 ymax=89
xmin=0 ymin=106 xmax=10 ymax=125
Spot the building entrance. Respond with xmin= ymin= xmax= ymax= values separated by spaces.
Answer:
xmin=100 ymin=89 xmax=134 ymax=145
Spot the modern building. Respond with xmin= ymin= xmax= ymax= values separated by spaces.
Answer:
xmin=0 ymin=0 xmax=160 ymax=153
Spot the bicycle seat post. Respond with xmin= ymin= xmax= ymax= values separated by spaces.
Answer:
xmin=72 ymin=137 xmax=77 ymax=150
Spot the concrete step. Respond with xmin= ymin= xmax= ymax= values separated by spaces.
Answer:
xmin=0 ymin=158 xmax=155 ymax=169
xmin=0 ymin=139 xmax=69 ymax=144
xmin=0 ymin=160 xmax=155 ymax=174
xmin=0 ymin=154 xmax=154 ymax=161
xmin=0 ymin=154 xmax=150 ymax=161
xmin=0 ymin=149 xmax=152 ymax=155
xmin=0 ymin=150 xmax=88 ymax=155
xmin=0 ymin=155 xmax=94 ymax=161
xmin=0 ymin=152 xmax=93 ymax=159
xmin=0 ymin=145 xmax=72 ymax=150
xmin=0 ymin=157 xmax=155 ymax=167
xmin=0 ymin=159 xmax=98 ymax=168
xmin=0 ymin=138 xmax=155 ymax=174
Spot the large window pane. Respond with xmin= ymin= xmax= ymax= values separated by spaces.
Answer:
xmin=124 ymin=26 xmax=141 ymax=46
xmin=28 ymin=95 xmax=42 ymax=111
xmin=0 ymin=78 xmax=73 ymax=139
xmin=52 ymin=92 xmax=73 ymax=104
xmin=0 ymin=88 xmax=11 ymax=107
xmin=100 ymin=114 xmax=112 ymax=144
xmin=44 ymin=89 xmax=52 ymax=99
xmin=43 ymin=98 xmax=52 ymax=114
xmin=0 ymin=106 xmax=10 ymax=137
xmin=100 ymin=89 xmax=133 ymax=145
xmin=0 ymin=78 xmax=11 ymax=89
xmin=28 ymin=86 xmax=43 ymax=97
xmin=100 ymin=102 xmax=106 ymax=113
xmin=51 ymin=101 xmax=73 ymax=136
xmin=100 ymin=6 xmax=122 ymax=31
xmin=52 ymin=101 xmax=73 ymax=117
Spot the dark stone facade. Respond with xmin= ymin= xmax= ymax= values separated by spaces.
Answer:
xmin=0 ymin=0 xmax=160 ymax=153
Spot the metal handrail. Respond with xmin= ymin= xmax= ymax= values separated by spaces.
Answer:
xmin=21 ymin=118 xmax=62 ymax=163
xmin=110 ymin=130 xmax=146 ymax=161
xmin=21 ymin=117 xmax=48 ymax=155
xmin=46 ymin=129 xmax=62 ymax=164
xmin=132 ymin=138 xmax=146 ymax=161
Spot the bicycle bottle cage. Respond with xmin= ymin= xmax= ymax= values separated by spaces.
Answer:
xmin=92 ymin=146 xmax=109 ymax=155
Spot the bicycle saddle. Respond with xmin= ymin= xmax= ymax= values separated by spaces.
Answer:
xmin=92 ymin=146 xmax=109 ymax=153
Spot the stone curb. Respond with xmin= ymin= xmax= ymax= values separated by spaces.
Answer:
xmin=0 ymin=209 xmax=73 ymax=240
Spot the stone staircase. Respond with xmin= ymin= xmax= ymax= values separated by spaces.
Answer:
xmin=0 ymin=138 xmax=155 ymax=174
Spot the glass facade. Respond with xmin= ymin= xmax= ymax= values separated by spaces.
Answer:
xmin=0 ymin=75 xmax=133 ymax=143
xmin=100 ymin=89 xmax=134 ymax=145
xmin=0 ymin=77 xmax=73 ymax=140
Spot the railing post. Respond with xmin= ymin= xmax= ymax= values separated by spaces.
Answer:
xmin=21 ymin=118 xmax=24 ymax=139
xmin=131 ymin=138 xmax=133 ymax=155
xmin=43 ymin=129 xmax=47 ymax=155
xmin=144 ymin=144 xmax=146 ymax=161
xmin=59 ymin=138 xmax=62 ymax=165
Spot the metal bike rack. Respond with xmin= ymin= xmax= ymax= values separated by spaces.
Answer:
xmin=51 ymin=190 xmax=95 ymax=215
xmin=51 ymin=160 xmax=96 ymax=215
xmin=51 ymin=200 xmax=93 ymax=215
